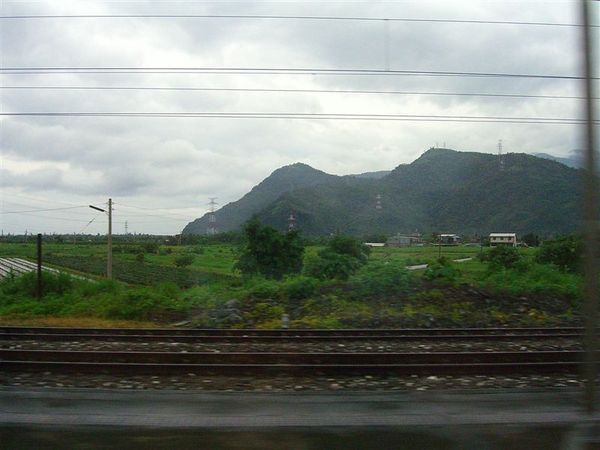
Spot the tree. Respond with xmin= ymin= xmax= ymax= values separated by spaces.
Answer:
xmin=522 ymin=233 xmax=540 ymax=247
xmin=235 ymin=218 xmax=304 ymax=279
xmin=536 ymin=235 xmax=582 ymax=272
xmin=304 ymin=235 xmax=370 ymax=280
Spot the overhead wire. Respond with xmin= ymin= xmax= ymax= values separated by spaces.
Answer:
xmin=77 ymin=212 xmax=102 ymax=234
xmin=0 ymin=67 xmax=593 ymax=80
xmin=115 ymin=203 xmax=202 ymax=219
xmin=0 ymin=14 xmax=594 ymax=28
xmin=0 ymin=205 xmax=88 ymax=214
xmin=0 ymin=112 xmax=591 ymax=125
xmin=1 ymin=85 xmax=591 ymax=100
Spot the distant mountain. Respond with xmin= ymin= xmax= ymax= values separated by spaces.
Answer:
xmin=347 ymin=170 xmax=391 ymax=179
xmin=183 ymin=149 xmax=581 ymax=236
xmin=182 ymin=163 xmax=338 ymax=234
xmin=532 ymin=152 xmax=582 ymax=169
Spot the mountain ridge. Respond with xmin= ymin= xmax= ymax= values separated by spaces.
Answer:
xmin=182 ymin=148 xmax=581 ymax=236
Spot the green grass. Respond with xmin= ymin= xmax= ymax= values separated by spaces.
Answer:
xmin=0 ymin=242 xmax=583 ymax=328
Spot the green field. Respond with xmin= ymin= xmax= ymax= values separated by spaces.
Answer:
xmin=0 ymin=240 xmax=582 ymax=329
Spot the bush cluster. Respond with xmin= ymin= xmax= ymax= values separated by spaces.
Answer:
xmin=303 ymin=236 xmax=370 ymax=280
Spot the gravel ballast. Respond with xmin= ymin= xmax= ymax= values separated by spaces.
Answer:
xmin=0 ymin=338 xmax=582 ymax=353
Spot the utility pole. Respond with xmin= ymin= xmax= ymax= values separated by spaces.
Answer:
xmin=36 ymin=233 xmax=42 ymax=299
xmin=89 ymin=199 xmax=113 ymax=279
xmin=107 ymin=198 xmax=112 ymax=279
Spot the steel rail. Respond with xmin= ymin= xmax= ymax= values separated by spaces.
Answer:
xmin=0 ymin=359 xmax=591 ymax=376
xmin=0 ymin=333 xmax=582 ymax=342
xmin=0 ymin=349 xmax=588 ymax=364
xmin=0 ymin=326 xmax=585 ymax=336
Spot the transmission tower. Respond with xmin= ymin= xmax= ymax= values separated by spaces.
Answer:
xmin=498 ymin=139 xmax=505 ymax=171
xmin=288 ymin=210 xmax=297 ymax=231
xmin=375 ymin=194 xmax=383 ymax=210
xmin=207 ymin=197 xmax=218 ymax=235
xmin=124 ymin=221 xmax=128 ymax=235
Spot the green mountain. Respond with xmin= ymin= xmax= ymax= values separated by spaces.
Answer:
xmin=532 ymin=152 xmax=582 ymax=169
xmin=182 ymin=163 xmax=338 ymax=234
xmin=183 ymin=148 xmax=581 ymax=236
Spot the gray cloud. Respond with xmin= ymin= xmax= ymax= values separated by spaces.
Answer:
xmin=0 ymin=0 xmax=593 ymax=234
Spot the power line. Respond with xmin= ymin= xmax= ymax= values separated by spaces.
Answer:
xmin=115 ymin=203 xmax=201 ymax=219
xmin=5 ymin=211 xmax=99 ymax=223
xmin=0 ymin=205 xmax=88 ymax=214
xmin=1 ymin=201 xmax=103 ymax=217
xmin=4 ymin=192 xmax=104 ymax=208
xmin=1 ymin=85 xmax=591 ymax=100
xmin=77 ymin=213 xmax=102 ymax=234
xmin=0 ymin=111 xmax=592 ymax=124
xmin=0 ymin=14 xmax=594 ymax=28
xmin=0 ymin=67 xmax=592 ymax=80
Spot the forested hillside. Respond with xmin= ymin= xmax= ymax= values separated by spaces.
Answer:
xmin=183 ymin=148 xmax=581 ymax=236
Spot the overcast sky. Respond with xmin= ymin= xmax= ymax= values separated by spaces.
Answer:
xmin=0 ymin=0 xmax=596 ymax=235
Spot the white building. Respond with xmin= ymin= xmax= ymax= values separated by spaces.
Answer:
xmin=489 ymin=233 xmax=517 ymax=247
xmin=439 ymin=234 xmax=461 ymax=245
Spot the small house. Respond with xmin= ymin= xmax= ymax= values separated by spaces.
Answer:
xmin=439 ymin=234 xmax=461 ymax=245
xmin=387 ymin=234 xmax=423 ymax=247
xmin=364 ymin=242 xmax=386 ymax=248
xmin=489 ymin=233 xmax=517 ymax=247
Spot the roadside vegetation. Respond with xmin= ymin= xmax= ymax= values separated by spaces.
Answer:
xmin=0 ymin=229 xmax=584 ymax=328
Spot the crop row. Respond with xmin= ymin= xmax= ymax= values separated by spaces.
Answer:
xmin=44 ymin=255 xmax=234 ymax=288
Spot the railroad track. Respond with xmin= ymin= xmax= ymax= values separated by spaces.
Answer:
xmin=0 ymin=327 xmax=591 ymax=375
xmin=0 ymin=349 xmax=594 ymax=375
xmin=0 ymin=326 xmax=584 ymax=342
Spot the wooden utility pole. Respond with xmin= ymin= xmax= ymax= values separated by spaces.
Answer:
xmin=36 ymin=233 xmax=42 ymax=298
xmin=89 ymin=200 xmax=112 ymax=279
xmin=107 ymin=198 xmax=113 ymax=279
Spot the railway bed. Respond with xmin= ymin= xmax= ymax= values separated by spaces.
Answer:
xmin=1 ymin=326 xmax=592 ymax=378
xmin=0 ymin=326 xmax=584 ymax=342
xmin=1 ymin=349 xmax=596 ymax=376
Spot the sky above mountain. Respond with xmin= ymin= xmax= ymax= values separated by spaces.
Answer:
xmin=0 ymin=0 xmax=595 ymax=235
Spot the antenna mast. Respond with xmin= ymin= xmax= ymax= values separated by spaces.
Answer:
xmin=498 ymin=139 xmax=505 ymax=171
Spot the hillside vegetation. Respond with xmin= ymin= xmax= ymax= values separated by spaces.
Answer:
xmin=183 ymin=148 xmax=580 ymax=236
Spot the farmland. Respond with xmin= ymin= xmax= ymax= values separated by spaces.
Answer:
xmin=0 ymin=239 xmax=582 ymax=329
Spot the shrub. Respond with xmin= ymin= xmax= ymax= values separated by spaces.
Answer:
xmin=536 ymin=235 xmax=582 ymax=272
xmin=282 ymin=276 xmax=319 ymax=302
xmin=327 ymin=235 xmax=370 ymax=263
xmin=303 ymin=235 xmax=369 ymax=281
xmin=8 ymin=271 xmax=74 ymax=297
xmin=135 ymin=252 xmax=145 ymax=264
xmin=142 ymin=242 xmax=159 ymax=254
xmin=245 ymin=277 xmax=281 ymax=300
xmin=482 ymin=263 xmax=580 ymax=298
xmin=246 ymin=302 xmax=285 ymax=326
xmin=303 ymin=251 xmax=362 ymax=280
xmin=353 ymin=261 xmax=412 ymax=297
xmin=481 ymin=246 xmax=523 ymax=269
xmin=174 ymin=254 xmax=195 ymax=268
xmin=423 ymin=257 xmax=461 ymax=282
